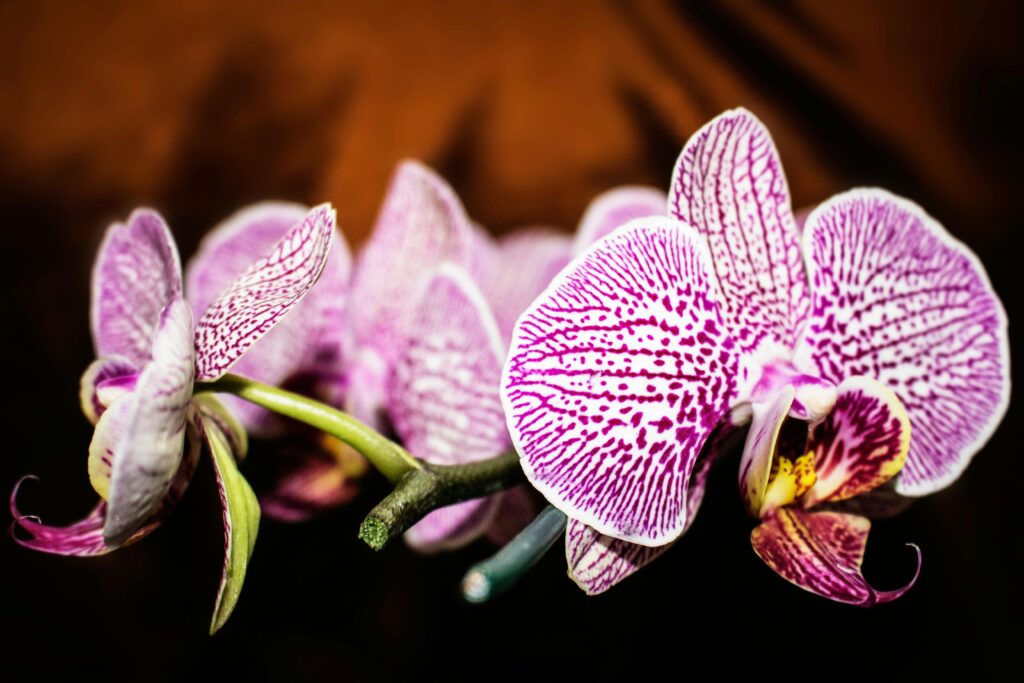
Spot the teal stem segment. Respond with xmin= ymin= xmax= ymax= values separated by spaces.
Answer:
xmin=462 ymin=506 xmax=568 ymax=603
xmin=196 ymin=373 xmax=419 ymax=483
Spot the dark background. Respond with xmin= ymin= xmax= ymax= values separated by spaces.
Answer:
xmin=1 ymin=1 xmax=1021 ymax=680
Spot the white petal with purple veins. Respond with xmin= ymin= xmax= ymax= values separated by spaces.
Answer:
xmin=502 ymin=219 xmax=741 ymax=546
xmin=573 ymin=186 xmax=667 ymax=254
xmin=105 ymin=298 xmax=195 ymax=546
xmin=187 ymin=202 xmax=351 ymax=431
xmin=194 ymin=204 xmax=336 ymax=381
xmin=348 ymin=161 xmax=475 ymax=365
xmin=91 ymin=209 xmax=183 ymax=365
xmin=669 ymin=108 xmax=809 ymax=358
xmin=793 ymin=189 xmax=1010 ymax=495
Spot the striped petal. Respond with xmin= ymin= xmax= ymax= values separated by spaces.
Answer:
xmin=203 ymin=415 xmax=260 ymax=634
xmin=802 ymin=376 xmax=910 ymax=508
xmin=751 ymin=508 xmax=920 ymax=606
xmin=388 ymin=264 xmax=508 ymax=550
xmin=502 ymin=219 xmax=741 ymax=546
xmin=669 ymin=108 xmax=809 ymax=358
xmin=348 ymin=161 xmax=475 ymax=364
xmin=194 ymin=204 xmax=336 ymax=381
xmin=187 ymin=202 xmax=352 ymax=433
xmin=479 ymin=227 xmax=572 ymax=342
xmin=91 ymin=209 xmax=183 ymax=364
xmin=738 ymin=386 xmax=795 ymax=517
xmin=572 ymin=186 xmax=667 ymax=253
xmin=105 ymin=298 xmax=195 ymax=546
xmin=793 ymin=189 xmax=1010 ymax=495
xmin=79 ymin=355 xmax=137 ymax=425
xmin=565 ymin=416 xmax=738 ymax=594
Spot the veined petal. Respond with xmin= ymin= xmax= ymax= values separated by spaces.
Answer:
xmin=479 ymin=227 xmax=572 ymax=342
xmin=572 ymin=186 xmax=667 ymax=254
xmin=79 ymin=355 xmax=137 ymax=425
xmin=389 ymin=264 xmax=507 ymax=466
xmin=502 ymin=219 xmax=741 ymax=546
xmin=793 ymin=189 xmax=1010 ymax=495
xmin=751 ymin=508 xmax=920 ymax=606
xmin=203 ymin=415 xmax=260 ymax=635
xmin=738 ymin=386 xmax=795 ymax=517
xmin=105 ymin=298 xmax=195 ymax=546
xmin=348 ymin=160 xmax=475 ymax=364
xmin=187 ymin=202 xmax=352 ymax=432
xmin=669 ymin=108 xmax=809 ymax=357
xmin=406 ymin=497 xmax=503 ymax=553
xmin=566 ymin=518 xmax=669 ymax=596
xmin=389 ymin=265 xmax=509 ymax=549
xmin=194 ymin=204 xmax=336 ymax=381
xmin=565 ymin=416 xmax=733 ymax=594
xmin=91 ymin=209 xmax=183 ymax=364
xmin=802 ymin=376 xmax=910 ymax=508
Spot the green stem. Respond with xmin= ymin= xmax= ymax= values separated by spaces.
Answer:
xmin=196 ymin=373 xmax=419 ymax=483
xmin=359 ymin=450 xmax=525 ymax=551
xmin=461 ymin=506 xmax=567 ymax=603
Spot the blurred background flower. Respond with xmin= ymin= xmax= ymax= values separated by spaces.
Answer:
xmin=0 ymin=1 xmax=1020 ymax=680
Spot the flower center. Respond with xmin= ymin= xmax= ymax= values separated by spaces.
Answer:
xmin=762 ymin=450 xmax=817 ymax=512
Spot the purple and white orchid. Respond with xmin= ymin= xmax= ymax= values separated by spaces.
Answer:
xmin=501 ymin=108 xmax=1010 ymax=601
xmin=12 ymin=204 xmax=336 ymax=630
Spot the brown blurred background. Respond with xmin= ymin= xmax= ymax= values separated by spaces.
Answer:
xmin=1 ymin=1 xmax=1021 ymax=680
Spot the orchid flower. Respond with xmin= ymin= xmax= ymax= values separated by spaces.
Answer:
xmin=12 ymin=204 xmax=336 ymax=630
xmin=501 ymin=108 xmax=1009 ymax=601
xmin=185 ymin=202 xmax=363 ymax=521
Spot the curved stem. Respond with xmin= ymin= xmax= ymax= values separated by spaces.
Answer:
xmin=359 ymin=450 xmax=525 ymax=550
xmin=196 ymin=373 xmax=420 ymax=483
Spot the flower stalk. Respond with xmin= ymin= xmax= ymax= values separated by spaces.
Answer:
xmin=198 ymin=373 xmax=527 ymax=549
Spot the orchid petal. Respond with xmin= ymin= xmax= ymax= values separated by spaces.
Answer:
xmin=751 ymin=508 xmax=920 ymax=605
xmin=567 ymin=415 xmax=743 ymax=593
xmin=738 ymin=386 xmax=795 ymax=517
xmin=187 ymin=203 xmax=352 ymax=431
xmin=802 ymin=376 xmax=910 ymax=508
xmin=104 ymin=298 xmax=195 ymax=546
xmin=87 ymin=394 xmax=133 ymax=500
xmin=572 ymin=186 xmax=667 ymax=254
xmin=348 ymin=161 xmax=475 ymax=364
xmin=203 ymin=415 xmax=260 ymax=635
xmin=388 ymin=265 xmax=509 ymax=549
xmin=79 ymin=355 xmax=137 ymax=424
xmin=669 ymin=108 xmax=809 ymax=357
xmin=91 ymin=209 xmax=183 ymax=364
xmin=405 ymin=498 xmax=503 ymax=553
xmin=793 ymin=189 xmax=1010 ymax=495
xmin=502 ymin=220 xmax=741 ymax=546
xmin=194 ymin=204 xmax=336 ymax=381
xmin=479 ymin=227 xmax=572 ymax=342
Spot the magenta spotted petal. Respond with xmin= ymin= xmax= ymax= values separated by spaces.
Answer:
xmin=187 ymin=203 xmax=351 ymax=432
xmin=478 ymin=227 xmax=572 ymax=342
xmin=572 ymin=186 xmax=668 ymax=254
xmin=91 ymin=209 xmax=183 ymax=365
xmin=751 ymin=508 xmax=920 ymax=606
xmin=348 ymin=161 xmax=475 ymax=364
xmin=105 ymin=298 xmax=195 ymax=546
xmin=388 ymin=265 xmax=509 ymax=550
xmin=793 ymin=189 xmax=1010 ymax=495
xmin=669 ymin=108 xmax=809 ymax=358
xmin=502 ymin=219 xmax=741 ymax=546
xmin=194 ymin=204 xmax=336 ymax=382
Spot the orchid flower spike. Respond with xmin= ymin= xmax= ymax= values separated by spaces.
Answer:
xmin=12 ymin=204 xmax=336 ymax=631
xmin=501 ymin=108 xmax=1009 ymax=601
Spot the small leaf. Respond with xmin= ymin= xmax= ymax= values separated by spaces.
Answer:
xmin=203 ymin=416 xmax=260 ymax=634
